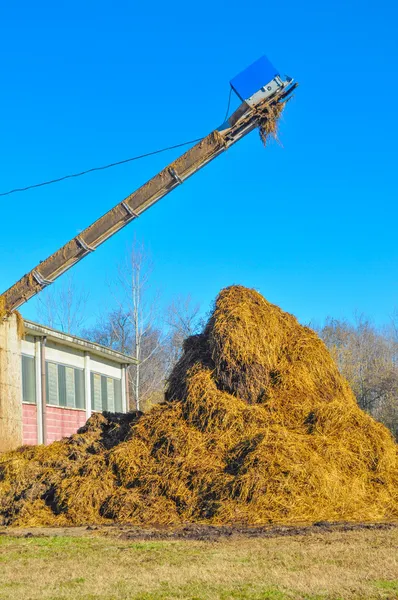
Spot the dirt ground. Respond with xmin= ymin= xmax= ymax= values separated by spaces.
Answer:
xmin=1 ymin=520 xmax=397 ymax=541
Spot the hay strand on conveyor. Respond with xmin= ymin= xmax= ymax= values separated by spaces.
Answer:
xmin=1 ymin=286 xmax=397 ymax=527
xmin=258 ymin=102 xmax=284 ymax=146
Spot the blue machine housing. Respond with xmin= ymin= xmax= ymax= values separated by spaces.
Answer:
xmin=230 ymin=55 xmax=280 ymax=102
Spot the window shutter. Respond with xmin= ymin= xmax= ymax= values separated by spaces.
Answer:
xmin=101 ymin=376 xmax=108 ymax=411
xmin=63 ymin=366 xmax=75 ymax=408
xmin=47 ymin=362 xmax=59 ymax=405
xmin=114 ymin=379 xmax=122 ymax=412
xmin=74 ymin=369 xmax=85 ymax=409
xmin=22 ymin=355 xmax=36 ymax=404
xmin=58 ymin=365 xmax=67 ymax=407
xmin=106 ymin=377 xmax=115 ymax=412
xmin=92 ymin=373 xmax=102 ymax=412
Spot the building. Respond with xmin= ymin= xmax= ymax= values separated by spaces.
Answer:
xmin=0 ymin=314 xmax=135 ymax=451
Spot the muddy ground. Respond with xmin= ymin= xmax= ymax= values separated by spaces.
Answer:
xmin=1 ymin=521 xmax=397 ymax=541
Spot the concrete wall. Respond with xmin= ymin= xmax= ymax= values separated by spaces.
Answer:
xmin=0 ymin=315 xmax=22 ymax=452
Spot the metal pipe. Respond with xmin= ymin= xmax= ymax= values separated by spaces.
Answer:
xmin=125 ymin=365 xmax=130 ymax=412
xmin=40 ymin=336 xmax=47 ymax=444
xmin=34 ymin=336 xmax=44 ymax=444
xmin=84 ymin=351 xmax=91 ymax=422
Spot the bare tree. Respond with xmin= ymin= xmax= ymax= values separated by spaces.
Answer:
xmin=166 ymin=295 xmax=202 ymax=367
xmin=36 ymin=274 xmax=89 ymax=335
xmin=388 ymin=308 xmax=398 ymax=348
xmin=83 ymin=241 xmax=203 ymax=413
xmin=137 ymin=326 xmax=169 ymax=411
xmin=318 ymin=315 xmax=398 ymax=439
xmin=111 ymin=239 xmax=168 ymax=411
xmin=82 ymin=307 xmax=132 ymax=353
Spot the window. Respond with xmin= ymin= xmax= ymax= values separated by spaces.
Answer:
xmin=114 ymin=379 xmax=122 ymax=412
xmin=22 ymin=355 xmax=36 ymax=404
xmin=91 ymin=373 xmax=122 ymax=412
xmin=91 ymin=373 xmax=102 ymax=412
xmin=74 ymin=369 xmax=85 ymax=409
xmin=46 ymin=361 xmax=85 ymax=409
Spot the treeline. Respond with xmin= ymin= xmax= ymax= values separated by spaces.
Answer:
xmin=318 ymin=315 xmax=398 ymax=440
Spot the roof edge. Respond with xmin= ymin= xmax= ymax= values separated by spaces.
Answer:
xmin=23 ymin=319 xmax=137 ymax=365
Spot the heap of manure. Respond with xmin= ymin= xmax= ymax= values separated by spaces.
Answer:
xmin=1 ymin=285 xmax=397 ymax=527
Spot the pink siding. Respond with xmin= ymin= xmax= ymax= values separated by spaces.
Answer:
xmin=22 ymin=404 xmax=38 ymax=446
xmin=46 ymin=406 xmax=87 ymax=444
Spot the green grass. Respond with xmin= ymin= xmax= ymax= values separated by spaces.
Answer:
xmin=0 ymin=528 xmax=397 ymax=599
xmin=374 ymin=579 xmax=398 ymax=592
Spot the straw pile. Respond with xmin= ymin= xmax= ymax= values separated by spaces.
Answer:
xmin=1 ymin=285 xmax=397 ymax=527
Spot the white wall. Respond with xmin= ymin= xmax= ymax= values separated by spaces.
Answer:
xmin=22 ymin=337 xmax=123 ymax=379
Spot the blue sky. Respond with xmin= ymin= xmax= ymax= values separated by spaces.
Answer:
xmin=1 ymin=0 xmax=397 ymax=328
